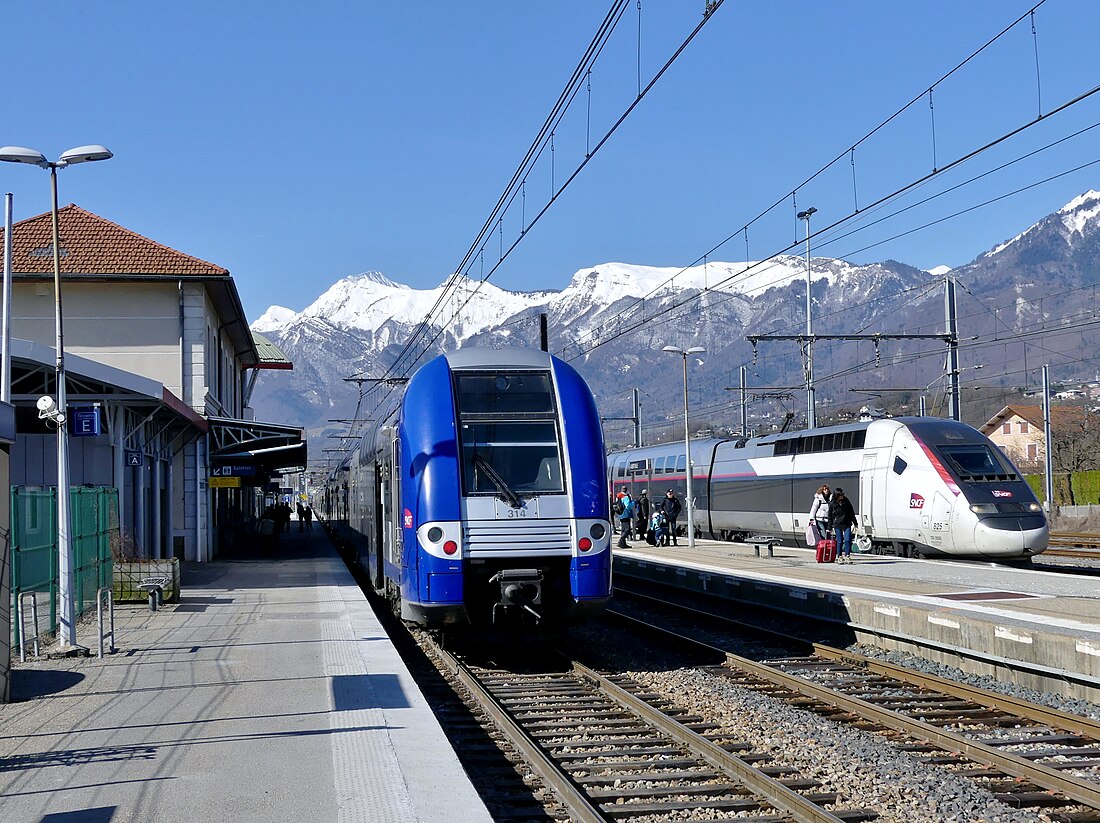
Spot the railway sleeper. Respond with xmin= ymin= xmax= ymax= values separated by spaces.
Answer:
xmin=599 ymin=796 xmax=777 ymax=816
xmin=993 ymin=790 xmax=1085 ymax=809
xmin=554 ymin=745 xmax=687 ymax=760
xmin=573 ymin=768 xmax=725 ymax=784
xmin=564 ymin=757 xmax=699 ymax=772
xmin=589 ymin=782 xmax=756 ymax=800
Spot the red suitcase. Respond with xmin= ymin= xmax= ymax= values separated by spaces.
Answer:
xmin=816 ymin=538 xmax=837 ymax=563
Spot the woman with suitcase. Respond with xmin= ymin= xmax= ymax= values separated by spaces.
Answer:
xmin=808 ymin=484 xmax=832 ymax=544
xmin=829 ymin=488 xmax=857 ymax=564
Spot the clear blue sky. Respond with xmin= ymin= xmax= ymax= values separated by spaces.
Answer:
xmin=3 ymin=1 xmax=1098 ymax=322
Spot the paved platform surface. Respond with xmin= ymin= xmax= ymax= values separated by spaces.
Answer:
xmin=616 ymin=538 xmax=1100 ymax=699
xmin=0 ymin=529 xmax=491 ymax=823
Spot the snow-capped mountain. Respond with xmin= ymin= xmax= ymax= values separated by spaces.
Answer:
xmin=251 ymin=190 xmax=1100 ymax=450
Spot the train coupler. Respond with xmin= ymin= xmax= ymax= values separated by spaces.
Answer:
xmin=490 ymin=569 xmax=543 ymax=623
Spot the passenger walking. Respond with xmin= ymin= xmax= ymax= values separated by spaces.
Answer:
xmin=660 ymin=489 xmax=682 ymax=546
xmin=616 ymin=486 xmax=635 ymax=548
xmin=808 ymin=484 xmax=832 ymax=543
xmin=635 ymin=490 xmax=651 ymax=540
xmin=257 ymin=506 xmax=278 ymax=556
xmin=829 ymin=487 xmax=857 ymax=563
xmin=296 ymin=502 xmax=306 ymax=532
xmin=303 ymin=504 xmax=313 ymax=531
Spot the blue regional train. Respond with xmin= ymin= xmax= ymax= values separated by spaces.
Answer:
xmin=609 ymin=417 xmax=1048 ymax=560
xmin=322 ymin=347 xmax=613 ymax=628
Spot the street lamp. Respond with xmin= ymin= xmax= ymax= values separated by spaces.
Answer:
xmin=0 ymin=144 xmax=113 ymax=653
xmin=796 ymin=206 xmax=817 ymax=429
xmin=661 ymin=345 xmax=705 ymax=549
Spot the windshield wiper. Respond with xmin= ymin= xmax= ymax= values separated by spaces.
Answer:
xmin=472 ymin=452 xmax=524 ymax=509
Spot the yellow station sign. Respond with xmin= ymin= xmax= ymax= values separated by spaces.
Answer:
xmin=208 ymin=476 xmax=242 ymax=489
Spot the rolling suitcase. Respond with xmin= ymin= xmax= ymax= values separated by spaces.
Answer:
xmin=816 ymin=538 xmax=837 ymax=563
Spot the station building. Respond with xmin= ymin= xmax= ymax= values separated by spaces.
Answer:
xmin=0 ymin=204 xmax=303 ymax=562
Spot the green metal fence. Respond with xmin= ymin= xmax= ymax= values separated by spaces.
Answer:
xmin=10 ymin=486 xmax=118 ymax=646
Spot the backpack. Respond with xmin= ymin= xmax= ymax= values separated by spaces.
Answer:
xmin=613 ymin=498 xmax=625 ymax=516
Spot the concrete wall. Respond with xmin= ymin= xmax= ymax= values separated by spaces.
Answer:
xmin=12 ymin=282 xmax=183 ymax=398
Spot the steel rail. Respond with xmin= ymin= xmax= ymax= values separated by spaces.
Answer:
xmin=572 ymin=660 xmax=848 ymax=823
xmin=431 ymin=642 xmax=608 ymax=823
xmin=609 ymin=608 xmax=1100 ymax=811
xmin=812 ymin=644 xmax=1100 ymax=740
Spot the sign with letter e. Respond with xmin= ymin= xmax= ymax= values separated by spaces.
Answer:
xmin=69 ymin=407 xmax=101 ymax=437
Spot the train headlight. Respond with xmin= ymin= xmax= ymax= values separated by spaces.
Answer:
xmin=969 ymin=503 xmax=997 ymax=514
xmin=426 ymin=526 xmax=444 ymax=543
xmin=589 ymin=523 xmax=606 ymax=540
xmin=1027 ymin=502 xmax=1042 ymax=512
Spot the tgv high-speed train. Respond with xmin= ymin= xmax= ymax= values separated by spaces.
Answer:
xmin=609 ymin=417 xmax=1048 ymax=559
xmin=322 ymin=347 xmax=613 ymax=628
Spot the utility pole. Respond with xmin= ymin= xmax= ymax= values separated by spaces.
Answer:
xmin=797 ymin=207 xmax=817 ymax=428
xmin=601 ymin=388 xmax=642 ymax=448
xmin=1042 ymin=364 xmax=1054 ymax=514
xmin=945 ymin=274 xmax=961 ymax=421
xmin=739 ymin=366 xmax=747 ymax=437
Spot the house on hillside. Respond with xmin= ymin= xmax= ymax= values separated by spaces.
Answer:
xmin=979 ymin=404 xmax=1088 ymax=468
xmin=1 ymin=204 xmax=301 ymax=561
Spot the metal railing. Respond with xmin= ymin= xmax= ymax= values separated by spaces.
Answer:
xmin=96 ymin=586 xmax=115 ymax=658
xmin=16 ymin=591 xmax=41 ymax=661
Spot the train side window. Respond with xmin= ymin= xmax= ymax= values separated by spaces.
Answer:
xmin=853 ymin=430 xmax=866 ymax=449
xmin=676 ymin=454 xmax=687 ymax=472
xmin=616 ymin=461 xmax=627 ymax=478
xmin=893 ymin=456 xmax=907 ymax=475
xmin=774 ymin=440 xmax=789 ymax=456
xmin=654 ymin=456 xmax=666 ymax=473
xmin=822 ymin=433 xmax=835 ymax=451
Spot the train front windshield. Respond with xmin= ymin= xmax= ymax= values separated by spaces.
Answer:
xmin=454 ymin=371 xmax=565 ymax=496
xmin=936 ymin=444 xmax=1017 ymax=482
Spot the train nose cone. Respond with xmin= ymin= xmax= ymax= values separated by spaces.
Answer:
xmin=972 ymin=516 xmax=1047 ymax=558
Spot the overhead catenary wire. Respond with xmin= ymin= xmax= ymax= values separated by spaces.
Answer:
xmin=344 ymin=3 xmax=730 ymax=440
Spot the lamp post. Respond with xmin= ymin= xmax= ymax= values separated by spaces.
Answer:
xmin=661 ymin=345 xmax=705 ymax=549
xmin=0 ymin=145 xmax=113 ymax=652
xmin=796 ymin=206 xmax=817 ymax=429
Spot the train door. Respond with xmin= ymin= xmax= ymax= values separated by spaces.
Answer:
xmin=377 ymin=426 xmax=397 ymax=591
xmin=859 ymin=452 xmax=875 ymax=535
xmin=389 ymin=432 xmax=402 ymax=572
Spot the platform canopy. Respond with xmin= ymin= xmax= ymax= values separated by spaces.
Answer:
xmin=208 ymin=417 xmax=306 ymax=475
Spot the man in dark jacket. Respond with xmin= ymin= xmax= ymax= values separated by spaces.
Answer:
xmin=636 ymin=490 xmax=651 ymax=539
xmin=829 ymin=487 xmax=857 ymax=563
xmin=660 ymin=489 xmax=683 ymax=546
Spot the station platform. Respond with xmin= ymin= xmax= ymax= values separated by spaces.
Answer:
xmin=615 ymin=538 xmax=1100 ymax=702
xmin=0 ymin=529 xmax=491 ymax=823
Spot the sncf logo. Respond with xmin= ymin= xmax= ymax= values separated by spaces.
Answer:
xmin=991 ymin=490 xmax=1013 ymax=498
xmin=403 ymin=509 xmax=414 ymax=528
xmin=910 ymin=493 xmax=925 ymax=509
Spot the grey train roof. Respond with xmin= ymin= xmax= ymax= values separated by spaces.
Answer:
xmin=443 ymin=347 xmax=553 ymax=370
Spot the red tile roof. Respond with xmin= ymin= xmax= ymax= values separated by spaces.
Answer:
xmin=980 ymin=404 xmax=1086 ymax=433
xmin=0 ymin=204 xmax=227 ymax=277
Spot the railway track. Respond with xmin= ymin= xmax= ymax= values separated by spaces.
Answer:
xmin=1047 ymin=532 xmax=1100 ymax=559
xmin=423 ymin=633 xmax=877 ymax=822
xmin=607 ymin=585 xmax=1100 ymax=821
